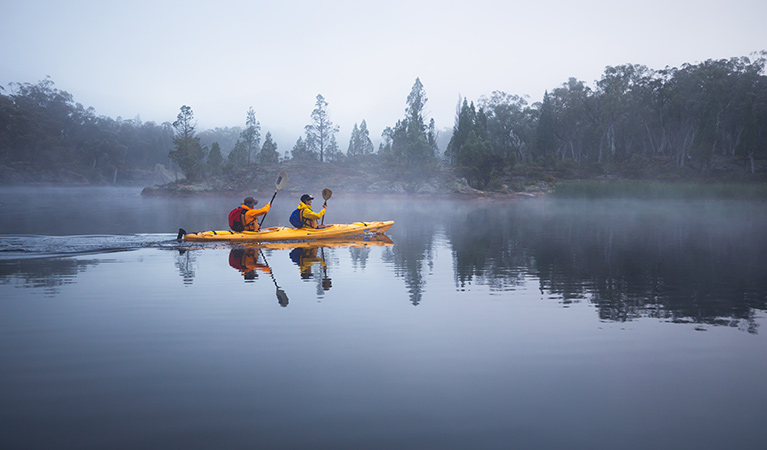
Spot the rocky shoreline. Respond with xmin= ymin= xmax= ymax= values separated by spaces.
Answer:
xmin=138 ymin=159 xmax=554 ymax=199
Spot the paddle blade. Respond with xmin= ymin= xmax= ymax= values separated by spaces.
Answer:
xmin=275 ymin=171 xmax=288 ymax=190
xmin=322 ymin=188 xmax=332 ymax=201
xmin=277 ymin=289 xmax=289 ymax=307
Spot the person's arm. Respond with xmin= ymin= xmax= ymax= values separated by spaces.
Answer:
xmin=302 ymin=206 xmax=325 ymax=219
xmin=246 ymin=203 xmax=270 ymax=221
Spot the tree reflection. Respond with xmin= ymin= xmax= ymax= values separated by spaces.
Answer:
xmin=382 ymin=206 xmax=435 ymax=306
xmin=446 ymin=205 xmax=529 ymax=292
xmin=174 ymin=249 xmax=196 ymax=285
xmin=0 ymin=257 xmax=100 ymax=295
xmin=445 ymin=199 xmax=767 ymax=332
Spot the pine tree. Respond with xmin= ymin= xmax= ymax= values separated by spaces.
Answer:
xmin=359 ymin=120 xmax=374 ymax=155
xmin=291 ymin=136 xmax=315 ymax=161
xmin=207 ymin=141 xmax=223 ymax=176
xmin=348 ymin=122 xmax=362 ymax=157
xmin=259 ymin=132 xmax=279 ymax=165
xmin=227 ymin=140 xmax=248 ymax=166
xmin=384 ymin=78 xmax=437 ymax=189
xmin=325 ymin=134 xmax=344 ymax=162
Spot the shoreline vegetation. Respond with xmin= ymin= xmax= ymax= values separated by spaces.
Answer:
xmin=2 ymin=53 xmax=766 ymax=200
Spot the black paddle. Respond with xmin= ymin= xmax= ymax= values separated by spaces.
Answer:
xmin=258 ymin=248 xmax=289 ymax=307
xmin=259 ymin=171 xmax=288 ymax=228
xmin=321 ymin=188 xmax=332 ymax=225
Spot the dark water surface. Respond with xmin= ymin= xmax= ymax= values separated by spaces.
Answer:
xmin=1 ymin=186 xmax=766 ymax=449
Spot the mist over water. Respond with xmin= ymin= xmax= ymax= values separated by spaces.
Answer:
xmin=1 ymin=186 xmax=766 ymax=449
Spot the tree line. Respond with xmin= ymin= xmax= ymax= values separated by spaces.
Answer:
xmin=1 ymin=52 xmax=765 ymax=187
xmin=447 ymin=52 xmax=767 ymax=188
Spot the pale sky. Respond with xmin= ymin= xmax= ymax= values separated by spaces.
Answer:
xmin=2 ymin=0 xmax=765 ymax=149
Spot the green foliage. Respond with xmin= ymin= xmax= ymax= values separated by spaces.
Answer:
xmin=290 ymin=136 xmax=316 ymax=161
xmin=478 ymin=91 xmax=531 ymax=165
xmin=0 ymin=78 xmax=173 ymax=183
xmin=446 ymin=99 xmax=503 ymax=189
xmin=259 ymin=132 xmax=279 ymax=165
xmin=324 ymin=134 xmax=344 ymax=163
xmin=207 ymin=142 xmax=223 ymax=176
xmin=382 ymin=78 xmax=438 ymax=189
xmin=169 ymin=105 xmax=206 ymax=181
xmin=227 ymin=140 xmax=248 ymax=167
xmin=347 ymin=119 xmax=375 ymax=157
xmin=534 ymin=91 xmax=556 ymax=163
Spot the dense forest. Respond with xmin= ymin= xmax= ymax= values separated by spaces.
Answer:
xmin=1 ymin=52 xmax=765 ymax=190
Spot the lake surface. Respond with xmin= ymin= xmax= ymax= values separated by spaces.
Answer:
xmin=1 ymin=186 xmax=766 ymax=449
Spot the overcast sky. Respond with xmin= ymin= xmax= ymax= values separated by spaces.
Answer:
xmin=2 ymin=0 xmax=765 ymax=149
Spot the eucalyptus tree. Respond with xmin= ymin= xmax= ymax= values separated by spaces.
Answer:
xmin=534 ymin=91 xmax=556 ymax=163
xmin=548 ymin=78 xmax=599 ymax=163
xmin=240 ymin=107 xmax=261 ymax=165
xmin=305 ymin=94 xmax=339 ymax=162
xmin=478 ymin=91 xmax=532 ymax=165
xmin=169 ymin=105 xmax=206 ymax=180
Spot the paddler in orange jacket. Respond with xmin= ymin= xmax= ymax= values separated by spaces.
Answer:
xmin=241 ymin=197 xmax=271 ymax=231
xmin=295 ymin=194 xmax=328 ymax=229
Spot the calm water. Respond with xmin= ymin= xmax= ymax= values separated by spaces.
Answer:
xmin=1 ymin=186 xmax=766 ymax=449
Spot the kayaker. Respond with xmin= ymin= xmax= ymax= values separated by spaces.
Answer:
xmin=230 ymin=197 xmax=271 ymax=232
xmin=290 ymin=194 xmax=328 ymax=229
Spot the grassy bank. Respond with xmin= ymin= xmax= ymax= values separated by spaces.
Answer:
xmin=552 ymin=180 xmax=767 ymax=200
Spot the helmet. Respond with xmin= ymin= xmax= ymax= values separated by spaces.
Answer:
xmin=244 ymin=197 xmax=257 ymax=207
xmin=300 ymin=194 xmax=314 ymax=203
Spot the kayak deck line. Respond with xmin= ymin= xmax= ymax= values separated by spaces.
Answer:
xmin=183 ymin=220 xmax=394 ymax=243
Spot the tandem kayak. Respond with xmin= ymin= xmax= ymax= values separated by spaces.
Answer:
xmin=181 ymin=221 xmax=394 ymax=243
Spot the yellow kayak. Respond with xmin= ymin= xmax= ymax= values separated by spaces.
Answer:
xmin=182 ymin=221 xmax=394 ymax=243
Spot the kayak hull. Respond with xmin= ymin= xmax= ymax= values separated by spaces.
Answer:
xmin=183 ymin=221 xmax=394 ymax=243
xmin=254 ymin=234 xmax=393 ymax=250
